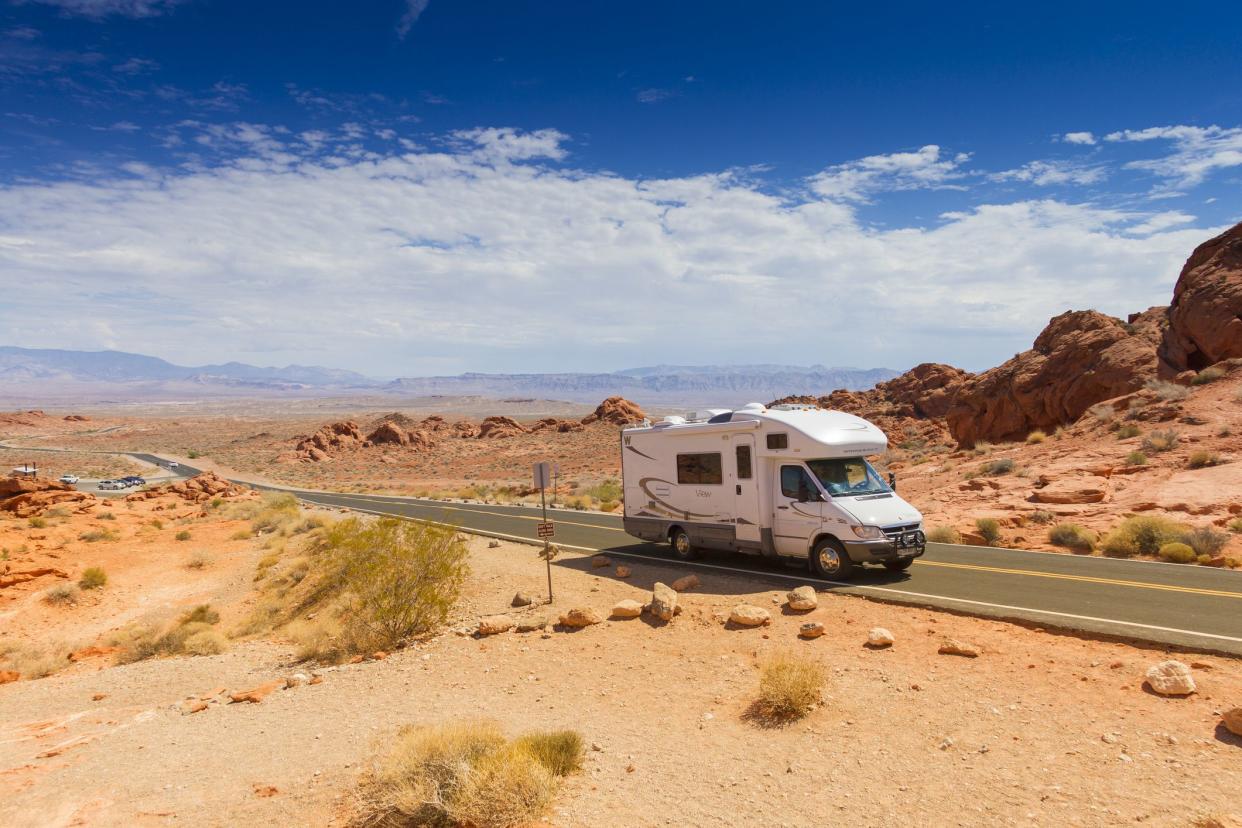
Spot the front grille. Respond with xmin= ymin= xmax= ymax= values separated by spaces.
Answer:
xmin=883 ymin=523 xmax=925 ymax=549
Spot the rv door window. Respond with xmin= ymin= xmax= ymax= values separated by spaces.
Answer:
xmin=766 ymin=433 xmax=788 ymax=450
xmin=735 ymin=445 xmax=752 ymax=479
xmin=780 ymin=465 xmax=817 ymax=500
xmin=677 ymin=452 xmax=723 ymax=485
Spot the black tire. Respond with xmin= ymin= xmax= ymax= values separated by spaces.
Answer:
xmin=809 ymin=537 xmax=854 ymax=580
xmin=883 ymin=557 xmax=914 ymax=572
xmin=669 ymin=527 xmax=696 ymax=561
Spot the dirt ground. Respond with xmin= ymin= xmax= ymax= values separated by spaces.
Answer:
xmin=1 ymin=500 xmax=1239 ymax=827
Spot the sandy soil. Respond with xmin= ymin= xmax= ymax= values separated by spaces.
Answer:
xmin=1 ymin=500 xmax=1239 ymax=827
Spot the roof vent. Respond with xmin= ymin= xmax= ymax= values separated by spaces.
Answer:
xmin=737 ymin=402 xmax=765 ymax=412
xmin=660 ymin=415 xmax=686 ymax=425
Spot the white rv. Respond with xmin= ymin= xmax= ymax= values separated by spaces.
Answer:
xmin=621 ymin=403 xmax=925 ymax=579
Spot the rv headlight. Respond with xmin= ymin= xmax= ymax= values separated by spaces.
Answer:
xmin=851 ymin=524 xmax=884 ymax=540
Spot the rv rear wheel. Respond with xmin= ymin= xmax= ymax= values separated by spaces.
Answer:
xmin=810 ymin=537 xmax=853 ymax=580
xmin=669 ymin=528 xmax=696 ymax=561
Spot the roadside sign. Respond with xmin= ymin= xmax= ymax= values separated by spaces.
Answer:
xmin=533 ymin=461 xmax=552 ymax=489
xmin=537 ymin=521 xmax=555 ymax=538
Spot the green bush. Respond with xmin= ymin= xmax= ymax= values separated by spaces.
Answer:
xmin=1115 ymin=424 xmax=1141 ymax=440
xmin=1158 ymin=542 xmax=1196 ymax=563
xmin=1125 ymin=450 xmax=1148 ymax=466
xmin=78 ymin=567 xmax=108 ymax=590
xmin=582 ymin=478 xmax=622 ymax=504
xmin=1099 ymin=515 xmax=1188 ymax=558
xmin=1048 ymin=523 xmax=1095 ymax=553
xmin=27 ymin=517 xmax=46 ymax=529
xmin=1229 ymin=517 xmax=1242 ymax=534
xmin=1190 ymin=365 xmax=1225 ymax=385
xmin=1142 ymin=430 xmax=1179 ymax=453
xmin=175 ymin=530 xmax=192 ymax=541
xmin=925 ymin=526 xmax=961 ymax=544
xmin=981 ymin=458 xmax=1015 ymax=476
xmin=975 ymin=517 xmax=1002 ymax=546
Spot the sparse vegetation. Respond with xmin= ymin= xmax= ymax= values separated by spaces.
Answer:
xmin=79 ymin=528 xmax=119 ymax=543
xmin=186 ymin=551 xmax=213 ymax=569
xmin=925 ymin=526 xmax=961 ymax=544
xmin=113 ymin=604 xmax=225 ymax=663
xmin=44 ymin=582 xmax=80 ymax=605
xmin=1125 ymin=450 xmax=1148 ymax=466
xmin=1145 ymin=378 xmax=1189 ymax=401
xmin=352 ymin=720 xmax=581 ymax=828
xmin=175 ymin=530 xmax=192 ymax=541
xmin=27 ymin=516 xmax=46 ymax=529
xmin=1099 ymin=515 xmax=1189 ymax=558
xmin=1183 ymin=526 xmax=1229 ymax=557
xmin=980 ymin=457 xmax=1014 ymax=476
xmin=752 ymin=652 xmax=825 ymax=723
xmin=1048 ymin=523 xmax=1095 ymax=553
xmin=1187 ymin=450 xmax=1220 ymax=469
xmin=1025 ymin=430 xmax=1046 ymax=444
xmin=98 ymin=511 xmax=116 ymax=520
xmin=1028 ymin=510 xmax=1054 ymax=525
xmin=1229 ymin=517 xmax=1242 ymax=534
xmin=1088 ymin=403 xmax=1114 ymax=422
xmin=1115 ymin=423 xmax=1141 ymax=439
xmin=1158 ymin=542 xmax=1196 ymax=564
xmin=1141 ymin=430 xmax=1179 ymax=453
xmin=975 ymin=517 xmax=1002 ymax=546
xmin=1190 ymin=365 xmax=1225 ymax=385
xmin=78 ymin=566 xmax=108 ymax=589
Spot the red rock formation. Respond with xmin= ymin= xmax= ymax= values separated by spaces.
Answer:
xmin=529 ymin=417 xmax=585 ymax=434
xmin=581 ymin=396 xmax=647 ymax=426
xmin=367 ymin=422 xmax=410 ymax=446
xmin=1158 ymin=220 xmax=1242 ymax=375
xmin=0 ymin=478 xmax=96 ymax=517
xmin=63 ymin=414 xmax=90 ymax=422
xmin=477 ymin=416 xmax=528 ymax=439
xmin=945 ymin=310 xmax=1162 ymax=447
xmin=127 ymin=471 xmax=250 ymax=503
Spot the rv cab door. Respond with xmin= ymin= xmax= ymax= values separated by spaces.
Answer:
xmin=773 ymin=464 xmax=822 ymax=557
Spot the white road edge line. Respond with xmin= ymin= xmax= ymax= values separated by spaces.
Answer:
xmin=329 ymin=503 xmax=1242 ymax=646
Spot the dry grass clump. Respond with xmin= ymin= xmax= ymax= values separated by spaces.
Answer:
xmin=1158 ymin=542 xmax=1196 ymax=564
xmin=925 ymin=526 xmax=961 ymax=544
xmin=1025 ymin=430 xmax=1047 ymax=444
xmin=1142 ymin=430 xmax=1179 ymax=453
xmin=1099 ymin=516 xmax=1188 ymax=558
xmin=174 ymin=530 xmax=192 ymax=541
xmin=186 ymin=550 xmax=212 ymax=569
xmin=1190 ymin=365 xmax=1226 ymax=385
xmin=352 ymin=720 xmax=581 ymax=828
xmin=1125 ymin=450 xmax=1148 ymax=466
xmin=78 ymin=566 xmax=107 ymax=589
xmin=1229 ymin=517 xmax=1242 ymax=534
xmin=1115 ymin=423 xmax=1141 ymax=440
xmin=113 ymin=603 xmax=226 ymax=663
xmin=79 ymin=528 xmax=119 ymax=543
xmin=980 ymin=458 xmax=1015 ymax=476
xmin=1048 ymin=523 xmax=1095 ymax=553
xmin=974 ymin=517 xmax=1002 ymax=546
xmin=27 ymin=516 xmax=46 ymax=529
xmin=44 ymin=582 xmax=80 ymax=605
xmin=0 ymin=641 xmax=75 ymax=680
xmin=1183 ymin=526 xmax=1229 ymax=557
xmin=752 ymin=652 xmax=825 ymax=723
xmin=1145 ymin=378 xmax=1189 ymax=401
xmin=1187 ymin=450 xmax=1221 ymax=469
xmin=1028 ymin=510 xmax=1054 ymax=525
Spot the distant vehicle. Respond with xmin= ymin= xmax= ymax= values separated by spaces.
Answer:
xmin=58 ymin=474 xmax=80 ymax=484
xmin=98 ymin=480 xmax=124 ymax=490
xmin=166 ymin=461 xmax=179 ymax=469
xmin=121 ymin=475 xmax=146 ymax=486
xmin=621 ymin=403 xmax=925 ymax=580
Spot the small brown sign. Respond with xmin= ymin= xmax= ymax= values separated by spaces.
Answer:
xmin=537 ymin=522 xmax=555 ymax=539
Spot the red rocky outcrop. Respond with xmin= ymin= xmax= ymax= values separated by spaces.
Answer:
xmin=581 ymin=396 xmax=647 ymax=426
xmin=477 ymin=416 xmax=529 ymax=439
xmin=0 ymin=477 xmax=96 ymax=517
xmin=1158 ymin=220 xmax=1242 ymax=375
xmin=126 ymin=471 xmax=250 ymax=503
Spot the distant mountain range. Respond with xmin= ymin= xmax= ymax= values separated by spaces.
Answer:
xmin=0 ymin=346 xmax=898 ymax=405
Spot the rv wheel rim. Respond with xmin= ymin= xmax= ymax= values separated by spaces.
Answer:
xmin=674 ymin=533 xmax=690 ymax=555
xmin=818 ymin=546 xmax=840 ymax=572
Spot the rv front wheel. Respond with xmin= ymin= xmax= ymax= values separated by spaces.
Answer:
xmin=669 ymin=528 xmax=696 ymax=561
xmin=810 ymin=537 xmax=853 ymax=580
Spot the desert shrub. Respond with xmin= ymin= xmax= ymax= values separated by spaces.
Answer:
xmin=1145 ymin=379 xmax=1189 ymax=401
xmin=114 ymin=605 xmax=225 ymax=663
xmin=45 ymin=506 xmax=70 ymax=518
xmin=980 ymin=458 xmax=1015 ymax=476
xmin=1028 ymin=510 xmax=1054 ymax=525
xmin=181 ymin=604 xmax=221 ymax=625
xmin=1099 ymin=515 xmax=1188 ymax=558
xmin=27 ymin=516 xmax=46 ymax=529
xmin=353 ymin=720 xmax=578 ymax=828
xmin=1220 ymin=425 xmax=1234 ymax=437
xmin=186 ymin=550 xmax=212 ymax=569
xmin=79 ymin=528 xmax=119 ymax=543
xmin=187 ymin=450 xmax=201 ymax=459
xmin=229 ymin=528 xmax=252 ymax=540
xmin=1142 ymin=430 xmax=1179 ymax=453
xmin=975 ymin=517 xmax=1002 ymax=546
xmin=1191 ymin=365 xmax=1226 ymax=385
xmin=98 ymin=512 xmax=116 ymax=520
xmin=250 ymin=492 xmax=302 ymax=535
xmin=1125 ymin=450 xmax=1148 ymax=466
xmin=597 ymin=500 xmax=620 ymax=512
xmin=0 ymin=642 xmax=74 ymax=680
xmin=753 ymin=652 xmax=824 ymax=722
xmin=288 ymin=616 xmax=347 ymax=664
xmin=511 ymin=730 xmax=584 ymax=778
xmin=1229 ymin=517 xmax=1242 ymax=534
xmin=320 ymin=517 xmax=470 ymax=653
xmin=43 ymin=582 xmax=79 ymax=605
xmin=1048 ymin=523 xmax=1095 ymax=553
xmin=149 ymin=518 xmax=164 ymax=530
xmin=175 ymin=530 xmax=192 ymax=541
xmin=1116 ymin=424 xmax=1141 ymax=439
xmin=182 ymin=629 xmax=227 ymax=656
xmin=1182 ymin=526 xmax=1229 ymax=557
xmin=1088 ymin=403 xmax=1114 ymax=422
xmin=78 ymin=567 xmax=108 ymax=589
xmin=1025 ymin=430 xmax=1047 ymax=444
xmin=925 ymin=526 xmax=961 ymax=544
xmin=1158 ymin=542 xmax=1196 ymax=564
xmin=1187 ymin=450 xmax=1220 ymax=469
xmin=582 ymin=478 xmax=622 ymax=503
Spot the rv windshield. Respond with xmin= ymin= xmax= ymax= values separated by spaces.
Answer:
xmin=805 ymin=457 xmax=890 ymax=497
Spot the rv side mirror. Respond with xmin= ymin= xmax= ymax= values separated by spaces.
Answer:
xmin=888 ymin=472 xmax=897 ymax=491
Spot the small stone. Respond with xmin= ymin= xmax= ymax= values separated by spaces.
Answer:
xmin=625 ymin=764 xmax=635 ymax=773
xmin=938 ymin=639 xmax=980 ymax=658
xmin=610 ymin=599 xmax=644 ymax=619
xmin=91 ymin=693 xmax=107 ymax=701
xmin=938 ymin=737 xmax=954 ymax=750
xmin=1145 ymin=660 xmax=1195 ymax=696
xmin=511 ymin=591 xmax=534 ymax=608
xmin=477 ymin=615 xmax=514 ymax=636
xmin=799 ymin=622 xmax=826 ymax=639
xmin=867 ymin=627 xmax=895 ymax=648
xmin=786 ymin=585 xmax=818 ymax=611
xmin=1101 ymin=732 xmax=1119 ymax=744
xmin=228 ymin=680 xmax=283 ymax=704
xmin=308 ymin=674 xmax=323 ymax=685
xmin=649 ymin=582 xmax=677 ymax=621
xmin=181 ymin=699 xmax=209 ymax=715
xmin=591 ymin=555 xmax=612 ymax=568
xmin=729 ymin=604 xmax=771 ymax=627
xmin=488 ymin=539 xmax=501 ymax=548
xmin=615 ymin=565 xmax=631 ymax=578
xmin=372 ymin=651 xmax=387 ymax=660
xmin=253 ymin=784 xmax=279 ymax=798
xmin=591 ymin=742 xmax=603 ymax=752
xmin=1222 ymin=707 xmax=1242 ymax=737
xmin=559 ymin=607 xmax=603 ymax=628
xmin=671 ymin=573 xmax=700 ymax=592
xmin=515 ymin=616 xmax=549 ymax=633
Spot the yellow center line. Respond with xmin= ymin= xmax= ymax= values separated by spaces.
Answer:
xmin=313 ymin=494 xmax=1242 ymax=600
xmin=915 ymin=559 xmax=1242 ymax=599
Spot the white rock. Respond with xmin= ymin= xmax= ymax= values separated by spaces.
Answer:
xmin=867 ymin=627 xmax=895 ymax=648
xmin=786 ymin=585 xmax=818 ymax=611
xmin=1145 ymin=660 xmax=1195 ymax=696
xmin=728 ymin=604 xmax=771 ymax=627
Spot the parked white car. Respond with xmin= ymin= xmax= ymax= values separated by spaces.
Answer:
xmin=58 ymin=474 xmax=80 ymax=484
xmin=98 ymin=480 xmax=124 ymax=490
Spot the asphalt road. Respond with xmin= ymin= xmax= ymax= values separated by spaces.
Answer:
xmin=15 ymin=445 xmax=1242 ymax=655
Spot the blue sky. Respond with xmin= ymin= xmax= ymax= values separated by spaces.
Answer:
xmin=1 ymin=0 xmax=1240 ymax=378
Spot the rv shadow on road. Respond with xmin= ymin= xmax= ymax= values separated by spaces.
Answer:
xmin=551 ymin=541 xmax=915 ymax=598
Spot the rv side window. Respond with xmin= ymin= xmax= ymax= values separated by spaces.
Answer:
xmin=780 ymin=465 xmax=814 ymax=499
xmin=677 ymin=452 xmax=722 ymax=485
xmin=735 ymin=445 xmax=752 ymax=480
xmin=766 ymin=433 xmax=788 ymax=450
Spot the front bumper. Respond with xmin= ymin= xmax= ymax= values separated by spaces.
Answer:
xmin=841 ymin=529 xmax=926 ymax=563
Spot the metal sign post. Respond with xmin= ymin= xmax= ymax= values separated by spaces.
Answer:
xmin=533 ymin=461 xmax=555 ymax=602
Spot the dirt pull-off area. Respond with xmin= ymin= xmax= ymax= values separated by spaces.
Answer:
xmin=1 ymin=491 xmax=1240 ymax=827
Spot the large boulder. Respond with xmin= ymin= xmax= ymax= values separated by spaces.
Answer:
xmin=295 ymin=421 xmax=364 ymax=459
xmin=786 ymin=586 xmax=818 ymax=611
xmin=1158 ymin=221 xmax=1242 ymax=375
xmin=581 ymin=396 xmax=647 ymax=426
xmin=367 ymin=421 xmax=409 ymax=446
xmin=945 ymin=309 xmax=1163 ymax=447
xmin=0 ymin=478 xmax=96 ymax=517
xmin=476 ymin=416 xmax=528 ymax=439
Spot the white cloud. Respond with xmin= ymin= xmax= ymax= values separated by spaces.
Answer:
xmin=1104 ymin=124 xmax=1242 ymax=190
xmin=1062 ymin=131 xmax=1097 ymax=145
xmin=991 ymin=160 xmax=1105 ymax=187
xmin=807 ymin=145 xmax=971 ymax=202
xmin=0 ymin=126 xmax=1219 ymax=375
xmin=397 ymin=0 xmax=430 ymax=39
xmin=16 ymin=0 xmax=182 ymax=18
xmin=636 ymin=88 xmax=677 ymax=104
